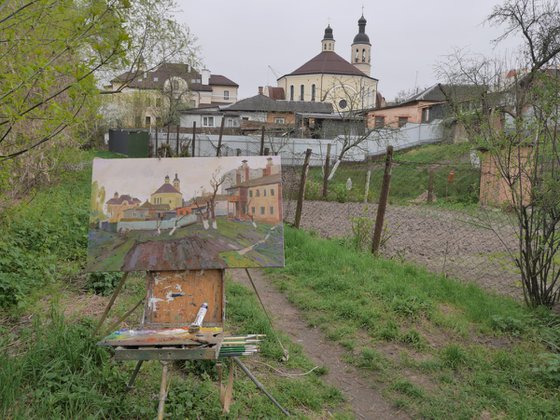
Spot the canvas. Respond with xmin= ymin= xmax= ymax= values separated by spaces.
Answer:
xmin=87 ymin=156 xmax=284 ymax=271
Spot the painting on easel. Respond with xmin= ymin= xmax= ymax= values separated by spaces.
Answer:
xmin=86 ymin=156 xmax=284 ymax=271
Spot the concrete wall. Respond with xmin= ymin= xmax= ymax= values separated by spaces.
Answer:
xmin=116 ymin=214 xmax=197 ymax=231
xmin=148 ymin=120 xmax=443 ymax=166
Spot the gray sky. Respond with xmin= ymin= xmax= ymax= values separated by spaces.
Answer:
xmin=179 ymin=0 xmax=521 ymax=102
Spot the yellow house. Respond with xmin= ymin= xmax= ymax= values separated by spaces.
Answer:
xmin=276 ymin=16 xmax=378 ymax=113
xmin=150 ymin=174 xmax=183 ymax=210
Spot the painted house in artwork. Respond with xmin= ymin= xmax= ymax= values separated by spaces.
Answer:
xmin=106 ymin=193 xmax=141 ymax=222
xmin=122 ymin=200 xmax=171 ymax=220
xmin=226 ymin=158 xmax=282 ymax=224
xmin=150 ymin=174 xmax=183 ymax=209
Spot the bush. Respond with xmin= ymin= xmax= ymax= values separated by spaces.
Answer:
xmin=86 ymin=272 xmax=123 ymax=296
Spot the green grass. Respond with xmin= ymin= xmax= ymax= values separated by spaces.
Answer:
xmin=303 ymin=143 xmax=480 ymax=206
xmin=269 ymin=226 xmax=560 ymax=419
xmin=0 ymin=150 xmax=351 ymax=418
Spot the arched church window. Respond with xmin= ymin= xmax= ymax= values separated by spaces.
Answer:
xmin=290 ymin=85 xmax=294 ymax=101
xmin=355 ymin=49 xmax=359 ymax=63
xmin=300 ymin=85 xmax=305 ymax=101
xmin=311 ymin=84 xmax=316 ymax=102
xmin=362 ymin=49 xmax=366 ymax=62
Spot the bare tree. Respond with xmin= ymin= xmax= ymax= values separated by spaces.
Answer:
xmin=437 ymin=0 xmax=560 ymax=307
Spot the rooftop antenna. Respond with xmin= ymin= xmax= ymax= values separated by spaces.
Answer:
xmin=362 ymin=4 xmax=364 ymax=15
xmin=414 ymin=70 xmax=419 ymax=94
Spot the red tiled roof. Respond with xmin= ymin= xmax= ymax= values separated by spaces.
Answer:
xmin=283 ymin=51 xmax=371 ymax=78
xmin=106 ymin=194 xmax=141 ymax=205
xmin=152 ymin=183 xmax=181 ymax=195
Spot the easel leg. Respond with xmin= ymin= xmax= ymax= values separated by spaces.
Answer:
xmin=94 ymin=272 xmax=129 ymax=335
xmin=105 ymin=298 xmax=145 ymax=335
xmin=126 ymin=360 xmax=144 ymax=390
xmin=233 ymin=357 xmax=290 ymax=416
xmin=221 ymin=359 xmax=235 ymax=414
xmin=157 ymin=362 xmax=170 ymax=420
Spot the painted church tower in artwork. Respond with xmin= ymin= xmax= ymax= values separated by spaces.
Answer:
xmin=351 ymin=14 xmax=371 ymax=76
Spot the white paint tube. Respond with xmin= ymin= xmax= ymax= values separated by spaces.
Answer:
xmin=191 ymin=302 xmax=208 ymax=327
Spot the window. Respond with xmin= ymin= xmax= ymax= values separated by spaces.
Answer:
xmin=300 ymin=84 xmax=304 ymax=101
xmin=355 ymin=49 xmax=359 ymax=62
xmin=289 ymin=85 xmax=294 ymax=101
xmin=249 ymin=190 xmax=253 ymax=198
xmin=270 ymin=188 xmax=275 ymax=196
xmin=398 ymin=116 xmax=408 ymax=127
xmin=270 ymin=206 xmax=274 ymax=215
xmin=338 ymin=99 xmax=347 ymax=109
xmin=311 ymin=84 xmax=316 ymax=102
xmin=260 ymin=206 xmax=265 ymax=215
xmin=274 ymin=117 xmax=285 ymax=124
xmin=153 ymin=76 xmax=159 ymax=82
xmin=421 ymin=108 xmax=430 ymax=123
xmin=203 ymin=116 xmax=214 ymax=127
xmin=256 ymin=189 xmax=260 ymax=197
xmin=374 ymin=116 xmax=385 ymax=128
xmin=145 ymin=116 xmax=151 ymax=126
xmin=224 ymin=90 xmax=230 ymax=100
xmin=263 ymin=189 xmax=267 ymax=197
xmin=362 ymin=48 xmax=366 ymax=62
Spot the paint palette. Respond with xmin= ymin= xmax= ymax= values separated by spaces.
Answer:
xmin=99 ymin=326 xmax=223 ymax=347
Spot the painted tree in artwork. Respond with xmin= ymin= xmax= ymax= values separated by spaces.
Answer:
xmin=208 ymin=170 xmax=226 ymax=230
xmin=90 ymin=181 xmax=107 ymax=222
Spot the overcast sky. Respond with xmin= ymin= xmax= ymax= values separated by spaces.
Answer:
xmin=178 ymin=0 xmax=521 ymax=102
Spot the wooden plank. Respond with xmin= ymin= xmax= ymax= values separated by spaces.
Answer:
xmin=100 ymin=327 xmax=223 ymax=347
xmin=114 ymin=346 xmax=218 ymax=361
xmin=144 ymin=270 xmax=224 ymax=327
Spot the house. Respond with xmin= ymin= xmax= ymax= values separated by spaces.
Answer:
xmin=150 ymin=174 xmax=183 ymax=210
xmin=180 ymin=92 xmax=333 ymax=134
xmin=103 ymin=63 xmax=239 ymax=128
xmin=105 ymin=193 xmax=141 ymax=222
xmin=366 ymin=84 xmax=483 ymax=129
xmin=276 ymin=15 xmax=379 ymax=112
xmin=226 ymin=158 xmax=282 ymax=224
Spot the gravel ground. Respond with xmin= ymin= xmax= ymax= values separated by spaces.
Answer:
xmin=284 ymin=200 xmax=522 ymax=299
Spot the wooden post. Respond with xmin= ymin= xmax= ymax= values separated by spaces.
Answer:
xmin=322 ymin=143 xmax=331 ymax=198
xmin=155 ymin=127 xmax=158 ymax=157
xmin=259 ymin=126 xmax=265 ymax=156
xmin=371 ymin=146 xmax=393 ymax=255
xmin=192 ymin=121 xmax=196 ymax=157
xmin=216 ymin=116 xmax=225 ymax=157
xmin=157 ymin=362 xmax=169 ymax=420
xmin=427 ymin=167 xmax=434 ymax=203
xmin=264 ymin=147 xmax=270 ymax=156
xmin=364 ymin=169 xmax=371 ymax=203
xmin=294 ymin=148 xmax=312 ymax=229
xmin=236 ymin=148 xmax=241 ymax=156
xmin=176 ymin=125 xmax=180 ymax=156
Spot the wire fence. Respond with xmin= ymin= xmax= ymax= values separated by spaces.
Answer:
xmin=280 ymin=153 xmax=522 ymax=300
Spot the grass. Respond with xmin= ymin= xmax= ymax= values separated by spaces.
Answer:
xmin=0 ymin=150 xmax=350 ymax=418
xmin=269 ymin=226 xmax=560 ymax=419
xmin=303 ymin=143 xmax=480 ymax=206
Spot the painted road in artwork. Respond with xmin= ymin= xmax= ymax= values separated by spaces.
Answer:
xmin=86 ymin=156 xmax=284 ymax=271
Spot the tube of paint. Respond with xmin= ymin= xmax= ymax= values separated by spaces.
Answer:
xmin=191 ymin=302 xmax=208 ymax=328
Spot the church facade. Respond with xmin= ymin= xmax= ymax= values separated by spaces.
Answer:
xmin=277 ymin=15 xmax=378 ymax=113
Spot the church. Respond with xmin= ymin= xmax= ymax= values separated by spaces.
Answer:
xmin=276 ymin=15 xmax=379 ymax=113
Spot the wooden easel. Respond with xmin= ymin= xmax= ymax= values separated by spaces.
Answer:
xmin=95 ymin=269 xmax=289 ymax=417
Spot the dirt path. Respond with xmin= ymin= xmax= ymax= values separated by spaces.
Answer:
xmin=284 ymin=200 xmax=521 ymax=299
xmin=230 ymin=269 xmax=409 ymax=420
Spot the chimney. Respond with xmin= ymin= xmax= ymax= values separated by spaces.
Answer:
xmin=263 ymin=157 xmax=273 ymax=176
xmin=201 ymin=68 xmax=210 ymax=85
xmin=258 ymin=86 xmax=263 ymax=95
xmin=242 ymin=160 xmax=249 ymax=182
